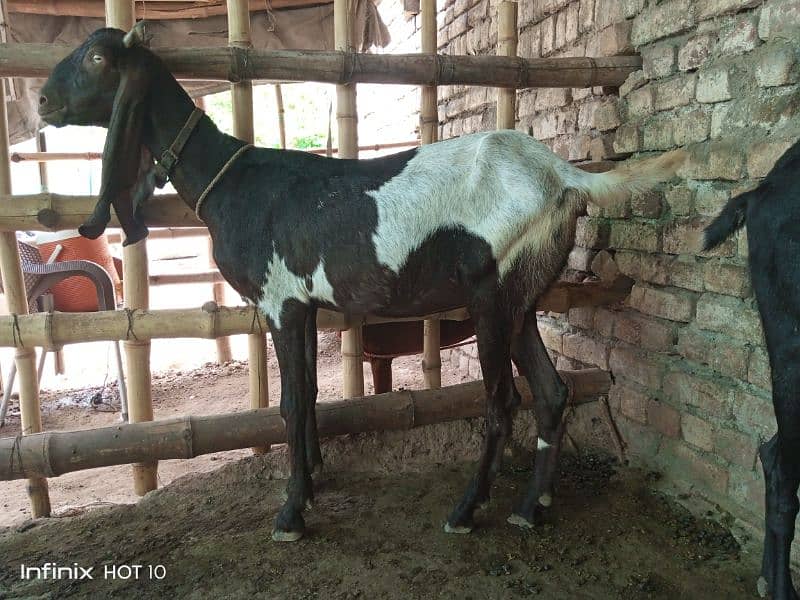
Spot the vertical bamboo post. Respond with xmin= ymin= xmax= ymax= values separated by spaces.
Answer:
xmin=0 ymin=85 xmax=51 ymax=517
xmin=107 ymin=0 xmax=158 ymax=496
xmin=497 ymin=1 xmax=518 ymax=130
xmin=36 ymin=130 xmax=65 ymax=375
xmin=420 ymin=0 xmax=441 ymax=391
xmin=335 ymin=0 xmax=365 ymax=398
xmin=228 ymin=0 xmax=270 ymax=453
xmin=274 ymin=84 xmax=287 ymax=149
xmin=194 ymin=96 xmax=233 ymax=364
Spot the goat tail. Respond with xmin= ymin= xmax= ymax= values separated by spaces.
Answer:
xmin=562 ymin=149 xmax=688 ymax=210
xmin=702 ymin=193 xmax=749 ymax=251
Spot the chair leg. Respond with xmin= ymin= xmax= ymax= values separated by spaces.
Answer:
xmin=37 ymin=349 xmax=47 ymax=385
xmin=114 ymin=342 xmax=128 ymax=422
xmin=0 ymin=361 xmax=17 ymax=427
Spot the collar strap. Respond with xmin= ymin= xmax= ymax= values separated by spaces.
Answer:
xmin=153 ymin=107 xmax=204 ymax=187
xmin=195 ymin=143 xmax=253 ymax=220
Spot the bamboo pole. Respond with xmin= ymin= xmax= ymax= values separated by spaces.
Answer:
xmin=0 ymin=44 xmax=642 ymax=87
xmin=419 ymin=0 xmax=440 ymax=391
xmin=335 ymin=0 xmax=364 ymax=399
xmin=0 ymin=84 xmax=51 ymax=517
xmin=228 ymin=0 xmax=269 ymax=452
xmin=0 ymin=279 xmax=632 ymax=349
xmin=35 ymin=131 xmax=65 ymax=376
xmin=0 ymin=369 xmax=611 ymax=481
xmin=497 ymin=1 xmax=517 ymax=130
xmin=275 ymin=84 xmax=287 ymax=149
xmin=0 ymin=158 xmax=615 ymax=232
xmin=106 ymin=0 xmax=158 ymax=496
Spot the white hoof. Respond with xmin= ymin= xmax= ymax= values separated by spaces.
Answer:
xmin=507 ymin=513 xmax=535 ymax=529
xmin=271 ymin=529 xmax=304 ymax=542
xmin=538 ymin=493 xmax=552 ymax=507
xmin=444 ymin=522 xmax=473 ymax=534
xmin=757 ymin=576 xmax=768 ymax=598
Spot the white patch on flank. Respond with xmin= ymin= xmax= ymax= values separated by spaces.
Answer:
xmin=368 ymin=130 xmax=577 ymax=278
xmin=537 ymin=437 xmax=551 ymax=450
xmin=257 ymin=253 xmax=336 ymax=330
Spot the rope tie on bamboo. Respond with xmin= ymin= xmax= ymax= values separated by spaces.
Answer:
xmin=9 ymin=433 xmax=23 ymax=478
xmin=249 ymin=306 xmax=265 ymax=336
xmin=194 ymin=144 xmax=253 ymax=221
xmin=124 ymin=308 xmax=139 ymax=341
xmin=586 ymin=57 xmax=598 ymax=88
xmin=201 ymin=301 xmax=220 ymax=339
xmin=10 ymin=313 xmax=23 ymax=348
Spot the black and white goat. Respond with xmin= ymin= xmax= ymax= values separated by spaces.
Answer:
xmin=38 ymin=23 xmax=685 ymax=542
xmin=704 ymin=140 xmax=800 ymax=600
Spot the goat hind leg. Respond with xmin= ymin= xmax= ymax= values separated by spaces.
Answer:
xmin=758 ymin=434 xmax=800 ymax=600
xmin=446 ymin=306 xmax=514 ymax=534
xmin=304 ymin=307 xmax=323 ymax=477
xmin=508 ymin=309 xmax=569 ymax=528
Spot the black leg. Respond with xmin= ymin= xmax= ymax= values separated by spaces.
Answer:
xmin=508 ymin=309 xmax=568 ymax=528
xmin=270 ymin=302 xmax=314 ymax=542
xmin=304 ymin=307 xmax=323 ymax=477
xmin=446 ymin=302 xmax=514 ymax=534
xmin=759 ymin=434 xmax=800 ymax=600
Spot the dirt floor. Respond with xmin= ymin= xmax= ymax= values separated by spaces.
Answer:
xmin=0 ymin=331 xmax=761 ymax=599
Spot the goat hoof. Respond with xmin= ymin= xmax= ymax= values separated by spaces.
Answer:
xmin=757 ymin=576 xmax=769 ymax=598
xmin=538 ymin=493 xmax=552 ymax=507
xmin=444 ymin=522 xmax=473 ymax=534
xmin=305 ymin=498 xmax=314 ymax=511
xmin=272 ymin=529 xmax=304 ymax=542
xmin=507 ymin=513 xmax=536 ymax=529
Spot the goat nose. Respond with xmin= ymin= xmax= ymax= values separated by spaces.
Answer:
xmin=38 ymin=95 xmax=48 ymax=107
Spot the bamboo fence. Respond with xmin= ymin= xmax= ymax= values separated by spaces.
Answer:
xmin=0 ymin=0 xmax=640 ymax=514
xmin=107 ymin=0 xmax=159 ymax=497
xmin=335 ymin=0 xmax=364 ymax=399
xmin=0 ymin=369 xmax=611 ymax=481
xmin=0 ymin=44 xmax=641 ymax=86
xmin=419 ymin=0 xmax=440 ymax=391
xmin=0 ymin=83 xmax=50 ymax=516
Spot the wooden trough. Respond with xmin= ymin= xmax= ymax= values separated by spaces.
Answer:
xmin=0 ymin=369 xmax=610 ymax=481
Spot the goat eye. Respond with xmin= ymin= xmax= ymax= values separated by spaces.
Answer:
xmin=91 ymin=54 xmax=104 ymax=64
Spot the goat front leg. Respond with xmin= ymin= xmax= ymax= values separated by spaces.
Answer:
xmin=270 ymin=303 xmax=314 ymax=542
xmin=758 ymin=433 xmax=800 ymax=600
xmin=304 ymin=307 xmax=323 ymax=477
xmin=508 ymin=309 xmax=568 ymax=528
xmin=446 ymin=302 xmax=514 ymax=534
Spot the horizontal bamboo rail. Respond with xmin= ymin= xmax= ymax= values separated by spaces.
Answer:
xmin=0 ymin=44 xmax=641 ymax=87
xmin=0 ymin=161 xmax=616 ymax=232
xmin=9 ymin=141 xmax=420 ymax=163
xmin=106 ymin=227 xmax=208 ymax=243
xmin=0 ymin=369 xmax=610 ymax=480
xmin=0 ymin=279 xmax=630 ymax=348
xmin=8 ymin=0 xmax=329 ymax=20
xmin=149 ymin=270 xmax=224 ymax=285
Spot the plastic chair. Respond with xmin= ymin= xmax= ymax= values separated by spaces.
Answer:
xmin=0 ymin=240 xmax=127 ymax=426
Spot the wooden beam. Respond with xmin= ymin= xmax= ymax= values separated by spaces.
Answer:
xmin=0 ymin=369 xmax=611 ymax=481
xmin=0 ymin=44 xmax=641 ymax=87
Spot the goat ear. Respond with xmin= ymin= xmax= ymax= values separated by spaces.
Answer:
xmin=123 ymin=21 xmax=152 ymax=48
xmin=79 ymin=51 xmax=149 ymax=245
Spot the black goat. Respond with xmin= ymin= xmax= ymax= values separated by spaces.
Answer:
xmin=38 ymin=23 xmax=684 ymax=542
xmin=705 ymin=141 xmax=800 ymax=600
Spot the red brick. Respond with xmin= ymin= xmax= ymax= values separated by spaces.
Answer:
xmin=669 ymin=255 xmax=705 ymax=292
xmin=748 ymin=346 xmax=772 ymax=391
xmin=703 ymin=261 xmax=751 ymax=297
xmin=575 ymin=217 xmax=610 ymax=249
xmin=678 ymin=33 xmax=716 ymax=72
xmin=748 ymin=139 xmax=794 ymax=178
xmin=759 ymin=0 xmax=800 ymax=41
xmin=612 ymin=383 xmax=649 ymax=424
xmin=733 ymin=389 xmax=776 ymax=438
xmin=663 ymin=217 xmax=735 ymax=257
xmin=609 ymin=346 xmax=663 ymax=388
xmin=568 ymin=307 xmax=596 ymax=329
xmin=610 ymin=220 xmax=662 ymax=252
xmin=630 ymin=190 xmax=664 ymax=218
xmin=669 ymin=442 xmax=730 ymax=496
xmin=697 ymin=0 xmax=760 ymax=20
xmin=696 ymin=293 xmax=763 ymax=342
xmin=677 ymin=328 xmax=750 ymax=379
xmin=628 ymin=284 xmax=695 ymax=323
xmin=663 ymin=371 xmax=732 ymax=419
xmin=594 ymin=307 xmax=616 ymax=338
xmin=562 ymin=332 xmax=609 ymax=369
xmin=648 ymin=399 xmax=681 ymax=438
xmin=642 ymin=42 xmax=677 ymax=79
xmin=718 ymin=15 xmax=759 ymax=55
xmin=714 ymin=427 xmax=758 ymax=469
xmin=682 ymin=413 xmax=714 ymax=451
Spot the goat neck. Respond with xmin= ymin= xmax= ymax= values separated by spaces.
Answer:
xmin=141 ymin=68 xmax=247 ymax=214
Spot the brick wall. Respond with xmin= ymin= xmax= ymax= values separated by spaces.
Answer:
xmin=375 ymin=0 xmax=800 ymax=550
